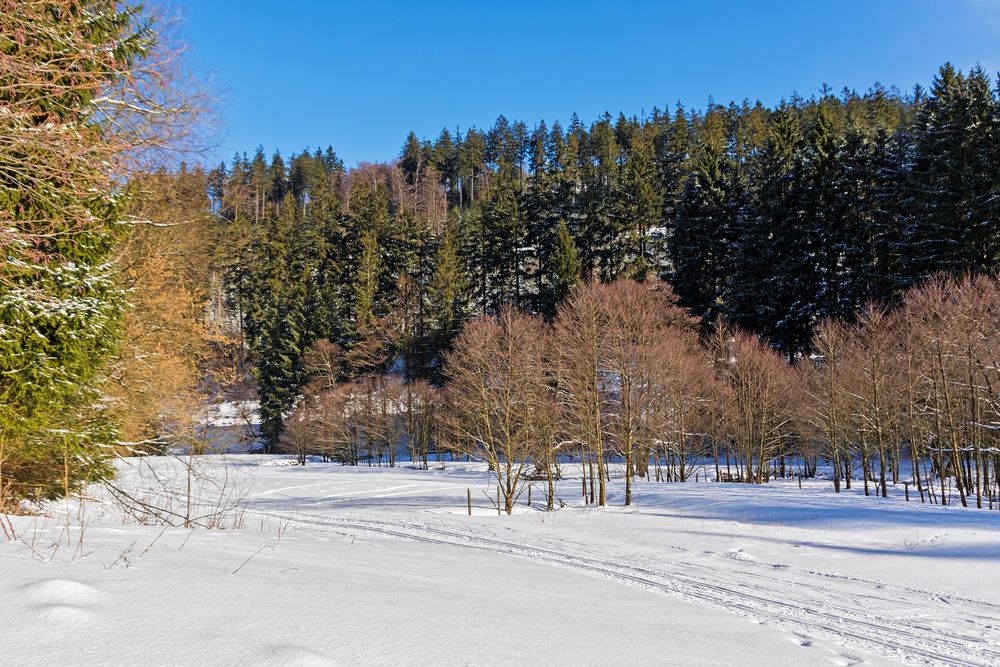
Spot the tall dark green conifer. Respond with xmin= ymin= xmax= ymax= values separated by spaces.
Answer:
xmin=668 ymin=107 xmax=734 ymax=326
xmin=905 ymin=64 xmax=1000 ymax=279
xmin=543 ymin=219 xmax=581 ymax=317
xmin=765 ymin=100 xmax=843 ymax=356
xmin=617 ymin=122 xmax=663 ymax=279
xmin=252 ymin=193 xmax=311 ymax=448
xmin=726 ymin=102 xmax=800 ymax=335
xmin=479 ymin=162 xmax=524 ymax=311
xmin=581 ymin=115 xmax=621 ymax=280
xmin=428 ymin=223 xmax=467 ymax=357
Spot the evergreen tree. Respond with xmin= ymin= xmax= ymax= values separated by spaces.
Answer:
xmin=668 ymin=107 xmax=734 ymax=327
xmin=345 ymin=181 xmax=393 ymax=374
xmin=479 ymin=162 xmax=524 ymax=311
xmin=581 ymin=115 xmax=622 ymax=280
xmin=905 ymin=64 xmax=1000 ymax=279
xmin=0 ymin=2 xmax=173 ymax=504
xmin=400 ymin=132 xmax=426 ymax=186
xmin=765 ymin=100 xmax=843 ymax=357
xmin=428 ymin=223 xmax=468 ymax=358
xmin=432 ymin=128 xmax=459 ymax=203
xmin=523 ymin=121 xmax=558 ymax=312
xmin=726 ymin=102 xmax=800 ymax=335
xmin=655 ymin=104 xmax=693 ymax=224
xmin=253 ymin=195 xmax=311 ymax=448
xmin=541 ymin=219 xmax=581 ymax=318
xmin=617 ymin=122 xmax=663 ymax=279
xmin=459 ymin=128 xmax=486 ymax=205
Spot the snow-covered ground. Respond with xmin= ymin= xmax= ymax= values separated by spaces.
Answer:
xmin=4 ymin=456 xmax=1000 ymax=666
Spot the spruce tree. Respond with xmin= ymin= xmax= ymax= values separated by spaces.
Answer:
xmin=766 ymin=100 xmax=843 ymax=357
xmin=655 ymin=104 xmax=693 ymax=225
xmin=0 ymin=3 xmax=170 ymax=504
xmin=479 ymin=161 xmax=524 ymax=311
xmin=428 ymin=223 xmax=468 ymax=358
xmin=905 ymin=64 xmax=999 ymax=279
xmin=345 ymin=182 xmax=393 ymax=374
xmin=668 ymin=107 xmax=734 ymax=327
xmin=726 ymin=102 xmax=800 ymax=335
xmin=253 ymin=195 xmax=311 ymax=448
xmin=581 ymin=115 xmax=622 ymax=280
xmin=542 ymin=219 xmax=581 ymax=317
xmin=523 ymin=121 xmax=559 ymax=313
xmin=617 ymin=122 xmax=663 ymax=280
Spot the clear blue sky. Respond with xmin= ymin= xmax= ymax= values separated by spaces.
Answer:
xmin=170 ymin=0 xmax=1000 ymax=168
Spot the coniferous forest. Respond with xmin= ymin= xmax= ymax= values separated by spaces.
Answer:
xmin=214 ymin=66 xmax=999 ymax=376
xmin=198 ymin=64 xmax=1000 ymax=513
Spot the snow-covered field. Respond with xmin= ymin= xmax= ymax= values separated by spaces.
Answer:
xmin=4 ymin=456 xmax=1000 ymax=666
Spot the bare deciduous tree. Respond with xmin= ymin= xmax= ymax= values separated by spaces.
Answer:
xmin=444 ymin=306 xmax=548 ymax=514
xmin=710 ymin=326 xmax=798 ymax=484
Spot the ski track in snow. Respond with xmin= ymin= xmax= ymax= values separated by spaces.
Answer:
xmin=253 ymin=507 xmax=1000 ymax=667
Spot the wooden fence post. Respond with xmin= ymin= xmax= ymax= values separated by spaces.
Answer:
xmin=467 ymin=488 xmax=472 ymax=516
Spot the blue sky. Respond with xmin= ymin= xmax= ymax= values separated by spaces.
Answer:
xmin=171 ymin=0 xmax=1000 ymax=167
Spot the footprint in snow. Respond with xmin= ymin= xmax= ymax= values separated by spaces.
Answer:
xmin=825 ymin=651 xmax=865 ymax=666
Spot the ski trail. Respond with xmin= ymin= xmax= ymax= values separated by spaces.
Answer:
xmin=255 ymin=510 xmax=1000 ymax=667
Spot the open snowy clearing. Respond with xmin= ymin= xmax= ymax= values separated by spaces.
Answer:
xmin=3 ymin=457 xmax=1000 ymax=666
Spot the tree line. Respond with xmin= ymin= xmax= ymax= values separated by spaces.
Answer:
xmin=208 ymin=62 xmax=1000 ymax=465
xmin=280 ymin=275 xmax=1000 ymax=514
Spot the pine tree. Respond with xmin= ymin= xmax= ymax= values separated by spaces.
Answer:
xmin=905 ymin=64 xmax=999 ymax=279
xmin=523 ymin=121 xmax=558 ymax=313
xmin=655 ymin=104 xmax=693 ymax=224
xmin=254 ymin=195 xmax=311 ymax=448
xmin=432 ymin=128 xmax=459 ymax=204
xmin=346 ymin=182 xmax=393 ymax=374
xmin=668 ymin=107 xmax=734 ymax=327
xmin=479 ymin=161 xmax=524 ymax=311
xmin=542 ymin=219 xmax=581 ymax=317
xmin=581 ymin=115 xmax=622 ymax=280
xmin=726 ymin=102 xmax=800 ymax=335
xmin=400 ymin=132 xmax=426 ymax=186
xmin=353 ymin=229 xmax=381 ymax=337
xmin=459 ymin=128 xmax=486 ymax=205
xmin=617 ymin=122 xmax=663 ymax=280
xmin=428 ymin=223 xmax=468 ymax=358
xmin=764 ymin=100 xmax=844 ymax=357
xmin=0 ymin=2 xmax=177 ymax=504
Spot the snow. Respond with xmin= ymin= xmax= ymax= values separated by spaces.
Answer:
xmin=195 ymin=400 xmax=262 ymax=453
xmin=202 ymin=400 xmax=260 ymax=427
xmin=4 ymin=456 xmax=1000 ymax=666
